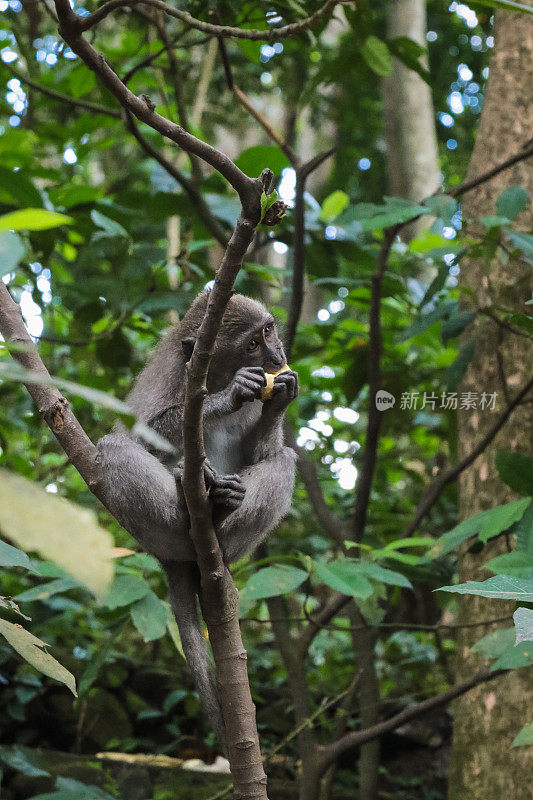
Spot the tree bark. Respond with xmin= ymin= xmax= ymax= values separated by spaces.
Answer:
xmin=447 ymin=8 xmax=533 ymax=800
xmin=382 ymin=0 xmax=440 ymax=238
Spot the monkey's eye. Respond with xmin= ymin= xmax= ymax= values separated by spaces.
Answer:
xmin=248 ymin=339 xmax=259 ymax=351
xmin=264 ymin=324 xmax=273 ymax=337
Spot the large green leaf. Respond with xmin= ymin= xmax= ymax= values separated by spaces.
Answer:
xmin=130 ymin=590 xmax=168 ymax=641
xmin=0 ymin=539 xmax=33 ymax=571
xmin=320 ymin=191 xmax=349 ymax=222
xmin=313 ymin=560 xmax=374 ymax=599
xmin=0 ymin=208 xmax=73 ymax=232
xmin=484 ymin=551 xmax=533 ymax=578
xmin=0 ymin=618 xmax=76 ymax=695
xmin=515 ymin=504 xmax=533 ymax=553
xmin=437 ymin=575 xmax=533 ymax=602
xmin=358 ymin=561 xmax=412 ymax=588
xmin=0 ymin=745 xmax=50 ymax=777
xmin=235 ymin=145 xmax=290 ymax=177
xmin=361 ymin=36 xmax=393 ymax=76
xmin=471 ymin=626 xmax=515 ymax=658
xmin=514 ymin=607 xmax=533 ymax=645
xmin=495 ymin=451 xmax=533 ymax=496
xmin=0 ymin=232 xmax=25 ymax=276
xmin=429 ymin=498 xmax=532 ymax=557
xmin=241 ymin=565 xmax=308 ymax=601
xmin=105 ymin=575 xmax=151 ymax=610
xmin=496 ymin=187 xmax=530 ymax=220
xmin=0 ymin=470 xmax=113 ymax=599
xmin=512 ymin=722 xmax=533 ymax=747
xmin=492 ymin=641 xmax=533 ymax=670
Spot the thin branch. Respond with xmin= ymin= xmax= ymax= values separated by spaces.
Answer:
xmin=449 ymin=139 xmax=533 ymax=199
xmin=402 ymin=375 xmax=533 ymax=538
xmin=351 ymin=228 xmax=398 ymax=544
xmin=79 ymin=0 xmax=349 ymax=40
xmin=284 ymin=148 xmax=335 ymax=361
xmin=2 ymin=63 xmax=121 ymax=118
xmin=319 ymin=668 xmax=507 ymax=769
xmin=124 ymin=113 xmax=229 ymax=247
xmin=0 ymin=283 xmax=104 ymax=498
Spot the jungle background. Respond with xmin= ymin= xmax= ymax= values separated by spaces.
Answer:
xmin=0 ymin=1 xmax=532 ymax=799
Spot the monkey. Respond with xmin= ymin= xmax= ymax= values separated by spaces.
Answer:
xmin=97 ymin=290 xmax=298 ymax=747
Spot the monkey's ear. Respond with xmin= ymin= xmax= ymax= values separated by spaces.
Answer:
xmin=181 ymin=337 xmax=196 ymax=362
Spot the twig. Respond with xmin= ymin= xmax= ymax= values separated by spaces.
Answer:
xmin=1 ymin=63 xmax=121 ymax=118
xmin=78 ymin=0 xmax=349 ymax=40
xmin=351 ymin=227 xmax=398 ymax=543
xmin=318 ymin=668 xmax=507 ymax=769
xmin=402 ymin=375 xmax=533 ymax=538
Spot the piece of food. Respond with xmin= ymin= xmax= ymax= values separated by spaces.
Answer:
xmin=261 ymin=364 xmax=291 ymax=402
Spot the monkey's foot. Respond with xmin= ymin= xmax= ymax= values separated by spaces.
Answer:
xmin=209 ymin=473 xmax=245 ymax=511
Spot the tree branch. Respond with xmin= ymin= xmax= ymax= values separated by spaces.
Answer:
xmin=318 ymin=668 xmax=507 ymax=770
xmin=79 ymin=0 xmax=349 ymax=40
xmin=2 ymin=63 xmax=121 ymax=118
xmin=124 ymin=112 xmax=229 ymax=247
xmin=402 ymin=375 xmax=533 ymax=538
xmin=53 ymin=0 xmax=260 ymax=217
xmin=0 ymin=283 xmax=105 ymax=501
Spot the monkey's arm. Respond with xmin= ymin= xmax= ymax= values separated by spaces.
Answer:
xmin=242 ymin=370 xmax=298 ymax=463
xmin=217 ymin=445 xmax=296 ymax=563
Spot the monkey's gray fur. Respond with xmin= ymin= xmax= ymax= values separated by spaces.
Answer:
xmin=97 ymin=290 xmax=297 ymax=747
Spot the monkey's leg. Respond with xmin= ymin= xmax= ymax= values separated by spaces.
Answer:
xmin=97 ymin=433 xmax=195 ymax=562
xmin=217 ymin=446 xmax=296 ymax=563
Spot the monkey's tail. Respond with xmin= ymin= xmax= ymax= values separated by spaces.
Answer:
xmin=161 ymin=560 xmax=227 ymax=750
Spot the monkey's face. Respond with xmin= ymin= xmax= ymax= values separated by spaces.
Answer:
xmin=243 ymin=318 xmax=286 ymax=374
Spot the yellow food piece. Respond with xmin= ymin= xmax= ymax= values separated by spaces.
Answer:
xmin=261 ymin=364 xmax=291 ymax=402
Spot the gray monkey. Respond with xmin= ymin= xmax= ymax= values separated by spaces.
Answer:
xmin=97 ymin=290 xmax=297 ymax=747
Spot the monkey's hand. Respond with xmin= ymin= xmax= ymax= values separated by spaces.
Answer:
xmin=228 ymin=366 xmax=266 ymax=410
xmin=209 ymin=473 xmax=246 ymax=533
xmin=263 ymin=369 xmax=298 ymax=414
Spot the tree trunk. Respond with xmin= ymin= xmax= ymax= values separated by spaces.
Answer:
xmin=382 ymin=0 xmax=440 ymax=238
xmin=447 ymin=8 xmax=533 ymax=800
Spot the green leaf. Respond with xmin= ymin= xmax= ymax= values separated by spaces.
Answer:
xmin=514 ymin=607 xmax=533 ymax=644
xmin=0 ymin=166 xmax=43 ymax=207
xmin=0 ymin=745 xmax=50 ymax=777
xmin=0 ymin=232 xmax=25 ymax=276
xmin=444 ymin=338 xmax=475 ymax=390
xmin=241 ymin=565 xmax=308 ymax=601
xmin=235 ymin=145 xmax=290 ymax=177
xmin=15 ymin=578 xmax=79 ymax=603
xmin=361 ymin=36 xmax=393 ymax=76
xmin=0 ymin=539 xmax=33 ymax=571
xmin=0 ymin=618 xmax=76 ymax=695
xmin=387 ymin=36 xmax=430 ymax=83
xmin=468 ymin=0 xmax=533 ymax=16
xmin=0 ymin=208 xmax=73 ymax=232
xmin=496 ymin=451 xmax=533 ymax=496
xmin=437 ymin=575 xmax=533 ymax=602
xmin=492 ymin=640 xmax=533 ymax=670
xmin=429 ymin=498 xmax=532 ymax=557
xmin=479 ymin=498 xmax=532 ymax=543
xmin=512 ymin=722 xmax=533 ymax=747
xmin=105 ymin=575 xmax=151 ymax=610
xmin=313 ymin=560 xmax=374 ymax=599
xmin=90 ymin=209 xmax=129 ymax=238
xmin=471 ymin=626 xmax=515 ymax=658
xmin=506 ymin=230 xmax=533 ymax=260
xmin=358 ymin=561 xmax=412 ymax=588
xmin=441 ymin=309 xmax=476 ymax=344
xmin=130 ymin=590 xmax=168 ymax=641
xmin=496 ymin=186 xmax=530 ymax=219
xmin=0 ymin=470 xmax=114 ymax=599
xmin=320 ymin=191 xmax=349 ymax=222
xmin=515 ymin=504 xmax=533 ymax=553
xmin=423 ymin=195 xmax=458 ymax=226
xmin=484 ymin=551 xmax=533 ymax=578
xmin=398 ymin=301 xmax=457 ymax=341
